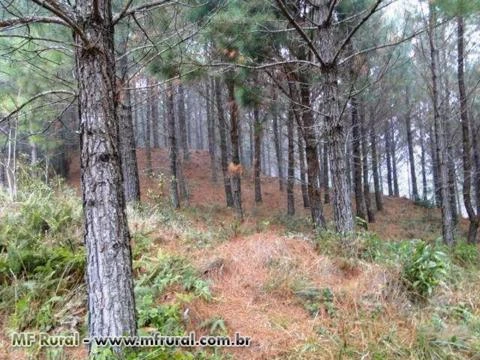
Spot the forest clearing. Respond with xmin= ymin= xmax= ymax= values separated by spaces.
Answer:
xmin=1 ymin=0 xmax=480 ymax=359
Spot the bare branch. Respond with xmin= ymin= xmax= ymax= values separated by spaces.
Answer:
xmin=0 ymin=16 xmax=67 ymax=28
xmin=113 ymin=0 xmax=172 ymax=24
xmin=332 ymin=0 xmax=384 ymax=64
xmin=0 ymin=90 xmax=76 ymax=124
xmin=29 ymin=0 xmax=90 ymax=45
xmin=274 ymin=0 xmax=326 ymax=68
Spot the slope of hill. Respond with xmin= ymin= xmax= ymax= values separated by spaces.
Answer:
xmin=1 ymin=149 xmax=478 ymax=360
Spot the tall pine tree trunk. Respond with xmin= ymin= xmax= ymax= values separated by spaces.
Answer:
xmin=272 ymin=90 xmax=285 ymax=191
xmin=287 ymin=104 xmax=295 ymax=216
xmin=226 ymin=75 xmax=243 ymax=220
xmin=351 ymin=96 xmax=367 ymax=221
xmin=370 ymin=111 xmax=383 ymax=211
xmin=117 ymin=41 xmax=140 ymax=203
xmin=420 ymin=122 xmax=428 ymax=201
xmin=429 ymin=5 xmax=454 ymax=245
xmin=177 ymin=82 xmax=189 ymax=161
xmin=299 ymin=72 xmax=325 ymax=228
xmin=457 ymin=16 xmax=479 ymax=243
xmin=151 ymin=83 xmax=160 ymax=149
xmin=385 ymin=122 xmax=393 ymax=196
xmin=119 ymin=84 xmax=141 ymax=203
xmin=253 ymin=107 xmax=262 ymax=203
xmin=206 ymin=78 xmax=217 ymax=182
xmin=391 ymin=125 xmax=399 ymax=197
xmin=215 ymin=78 xmax=234 ymax=207
xmin=74 ymin=0 xmax=136 ymax=342
xmin=405 ymin=89 xmax=418 ymax=201
xmin=360 ymin=102 xmax=375 ymax=222
xmin=145 ymin=79 xmax=153 ymax=176
xmin=166 ymin=81 xmax=180 ymax=209
xmin=322 ymin=142 xmax=330 ymax=204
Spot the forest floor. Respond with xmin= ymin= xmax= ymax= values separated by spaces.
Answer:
xmin=1 ymin=149 xmax=479 ymax=360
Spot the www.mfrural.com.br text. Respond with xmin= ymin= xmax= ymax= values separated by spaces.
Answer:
xmin=11 ymin=332 xmax=251 ymax=348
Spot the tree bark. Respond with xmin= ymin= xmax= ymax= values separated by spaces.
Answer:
xmin=429 ymin=124 xmax=440 ymax=206
xmin=226 ymin=75 xmax=243 ymax=221
xmin=385 ymin=122 xmax=393 ymax=197
xmin=391 ymin=125 xmax=399 ymax=197
xmin=351 ymin=96 xmax=367 ymax=221
xmin=118 ymin=84 xmax=141 ymax=203
xmin=166 ymin=81 xmax=180 ymax=209
xmin=177 ymin=82 xmax=189 ymax=161
xmin=272 ymin=90 xmax=285 ymax=191
xmin=457 ymin=16 xmax=479 ymax=243
xmin=287 ymin=74 xmax=310 ymax=208
xmin=287 ymin=104 xmax=295 ymax=216
xmin=151 ymin=83 xmax=160 ymax=149
xmin=322 ymin=142 xmax=330 ymax=204
xmin=214 ymin=77 xmax=234 ymax=207
xmin=324 ymin=66 xmax=354 ymax=233
xmin=74 ymin=0 xmax=136 ymax=343
xmin=360 ymin=102 xmax=375 ymax=223
xmin=116 ymin=39 xmax=141 ymax=204
xmin=145 ymin=78 xmax=153 ymax=176
xmin=369 ymin=110 xmax=383 ymax=211
xmin=405 ymin=89 xmax=419 ymax=201
xmin=206 ymin=77 xmax=217 ymax=182
xmin=420 ymin=121 xmax=428 ymax=201
xmin=253 ymin=107 xmax=263 ymax=203
xmin=299 ymin=71 xmax=326 ymax=229
xmin=429 ymin=5 xmax=454 ymax=245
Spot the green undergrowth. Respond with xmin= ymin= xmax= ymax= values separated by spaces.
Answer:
xmin=305 ymin=229 xmax=480 ymax=359
xmin=0 ymin=178 xmax=227 ymax=360
xmin=0 ymin=178 xmax=85 ymax=333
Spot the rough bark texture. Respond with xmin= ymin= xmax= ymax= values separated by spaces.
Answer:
xmin=324 ymin=68 xmax=353 ymax=233
xmin=271 ymin=91 xmax=285 ymax=191
xmin=117 ymin=44 xmax=140 ymax=204
xmin=118 ymin=84 xmax=140 ymax=203
xmin=360 ymin=103 xmax=375 ymax=223
xmin=253 ymin=107 xmax=262 ymax=203
xmin=166 ymin=82 xmax=180 ymax=209
xmin=369 ymin=111 xmax=383 ymax=211
xmin=145 ymin=79 xmax=153 ymax=176
xmin=391 ymin=125 xmax=399 ymax=197
xmin=214 ymin=78 xmax=234 ymax=207
xmin=287 ymin=104 xmax=295 ymax=216
xmin=322 ymin=142 xmax=330 ymax=204
xmin=457 ymin=16 xmax=479 ymax=243
xmin=299 ymin=72 xmax=325 ymax=228
xmin=298 ymin=130 xmax=310 ymax=208
xmin=420 ymin=122 xmax=428 ymax=201
xmin=288 ymin=77 xmax=310 ymax=209
xmin=385 ymin=123 xmax=393 ymax=197
xmin=429 ymin=5 xmax=454 ymax=245
xmin=151 ymin=83 xmax=160 ymax=149
xmin=74 ymin=0 xmax=136 ymax=341
xmin=405 ymin=89 xmax=418 ymax=201
xmin=351 ymin=96 xmax=367 ymax=221
xmin=430 ymin=124 xmax=441 ymax=206
xmin=315 ymin=0 xmax=354 ymax=234
xmin=206 ymin=78 xmax=217 ymax=183
xmin=177 ymin=82 xmax=189 ymax=161
xmin=226 ymin=76 xmax=243 ymax=221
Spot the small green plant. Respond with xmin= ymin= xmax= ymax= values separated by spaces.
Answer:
xmin=402 ymin=241 xmax=448 ymax=299
xmin=451 ymin=241 xmax=479 ymax=268
xmin=200 ymin=317 xmax=228 ymax=336
xmin=294 ymin=286 xmax=336 ymax=318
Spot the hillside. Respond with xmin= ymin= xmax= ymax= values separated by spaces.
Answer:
xmin=33 ymin=149 xmax=474 ymax=360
